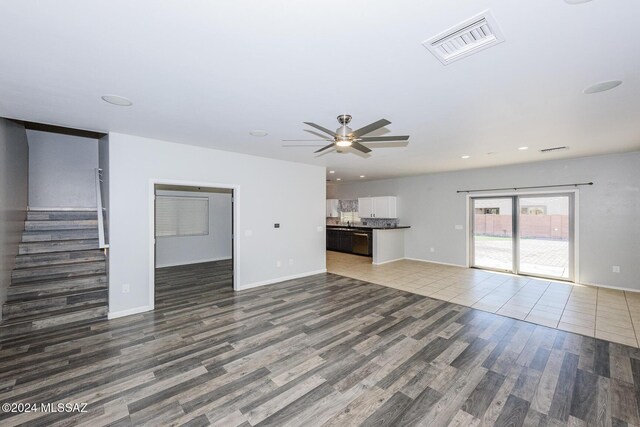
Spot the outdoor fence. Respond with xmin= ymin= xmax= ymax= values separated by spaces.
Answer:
xmin=474 ymin=214 xmax=569 ymax=240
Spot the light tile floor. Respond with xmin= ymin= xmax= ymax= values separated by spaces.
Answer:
xmin=327 ymin=251 xmax=640 ymax=347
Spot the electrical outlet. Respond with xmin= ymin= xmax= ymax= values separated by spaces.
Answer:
xmin=276 ymin=260 xmax=282 ymax=268
xmin=455 ymin=225 xmax=463 ymax=230
xmin=612 ymin=265 xmax=621 ymax=273
xmin=317 ymin=226 xmax=323 ymax=232
xmin=122 ymin=283 xmax=130 ymax=294
xmin=430 ymin=247 xmax=435 ymax=253
xmin=289 ymin=258 xmax=294 ymax=265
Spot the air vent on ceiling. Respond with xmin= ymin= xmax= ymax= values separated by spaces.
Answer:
xmin=540 ymin=146 xmax=570 ymax=153
xmin=422 ymin=10 xmax=505 ymax=65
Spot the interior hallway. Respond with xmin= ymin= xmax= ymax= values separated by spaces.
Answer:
xmin=327 ymin=251 xmax=640 ymax=348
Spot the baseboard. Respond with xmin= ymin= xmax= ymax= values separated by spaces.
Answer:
xmin=28 ymin=206 xmax=97 ymax=211
xmin=373 ymin=258 xmax=404 ymax=266
xmin=403 ymin=257 xmax=467 ymax=268
xmin=237 ymin=269 xmax=327 ymax=291
xmin=108 ymin=305 xmax=153 ymax=319
xmin=578 ymin=281 xmax=640 ymax=293
xmin=155 ymin=257 xmax=232 ymax=268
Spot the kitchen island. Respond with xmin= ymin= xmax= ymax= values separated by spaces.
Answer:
xmin=326 ymin=225 xmax=410 ymax=265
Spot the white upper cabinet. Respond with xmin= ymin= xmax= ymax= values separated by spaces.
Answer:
xmin=358 ymin=196 xmax=397 ymax=219
xmin=374 ymin=196 xmax=397 ymax=219
xmin=326 ymin=199 xmax=339 ymax=218
xmin=358 ymin=197 xmax=374 ymax=218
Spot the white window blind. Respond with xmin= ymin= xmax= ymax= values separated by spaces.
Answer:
xmin=155 ymin=196 xmax=209 ymax=237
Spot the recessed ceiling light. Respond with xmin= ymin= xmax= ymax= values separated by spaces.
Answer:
xmin=249 ymin=130 xmax=268 ymax=137
xmin=336 ymin=178 xmax=342 ymax=181
xmin=101 ymin=95 xmax=132 ymax=106
xmin=329 ymin=170 xmax=335 ymax=174
xmin=360 ymin=175 xmax=365 ymax=178
xmin=564 ymin=0 xmax=593 ymax=4
xmin=518 ymin=146 xmax=529 ymax=150
xmin=461 ymin=155 xmax=470 ymax=159
xmin=584 ymin=80 xmax=622 ymax=94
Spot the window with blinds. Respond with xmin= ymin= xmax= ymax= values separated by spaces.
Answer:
xmin=155 ymin=196 xmax=209 ymax=237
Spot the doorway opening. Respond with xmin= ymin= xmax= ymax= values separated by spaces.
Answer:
xmin=152 ymin=184 xmax=235 ymax=308
xmin=470 ymin=192 xmax=576 ymax=281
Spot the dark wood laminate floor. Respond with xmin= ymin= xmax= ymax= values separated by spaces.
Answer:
xmin=1 ymin=260 xmax=640 ymax=426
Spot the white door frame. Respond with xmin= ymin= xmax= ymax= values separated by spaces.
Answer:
xmin=466 ymin=188 xmax=580 ymax=283
xmin=148 ymin=178 xmax=240 ymax=310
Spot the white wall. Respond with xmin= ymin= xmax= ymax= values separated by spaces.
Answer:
xmin=155 ymin=190 xmax=232 ymax=267
xmin=108 ymin=133 xmax=326 ymax=317
xmin=27 ymin=130 xmax=98 ymax=209
xmin=0 ymin=118 xmax=29 ymax=317
xmin=328 ymin=151 xmax=640 ymax=291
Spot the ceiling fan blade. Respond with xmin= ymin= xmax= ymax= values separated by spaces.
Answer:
xmin=359 ymin=135 xmax=410 ymax=142
xmin=351 ymin=141 xmax=372 ymax=154
xmin=283 ymin=144 xmax=327 ymax=147
xmin=282 ymin=139 xmax=332 ymax=142
xmin=348 ymin=147 xmax=372 ymax=159
xmin=304 ymin=129 xmax=333 ymax=139
xmin=314 ymin=143 xmax=336 ymax=153
xmin=315 ymin=147 xmax=336 ymax=158
xmin=304 ymin=122 xmax=336 ymax=137
xmin=360 ymin=141 xmax=409 ymax=148
xmin=350 ymin=119 xmax=391 ymax=138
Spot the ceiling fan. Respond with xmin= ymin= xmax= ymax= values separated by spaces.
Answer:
xmin=283 ymin=114 xmax=410 ymax=154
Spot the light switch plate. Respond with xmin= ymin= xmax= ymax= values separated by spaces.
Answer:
xmin=244 ymin=230 xmax=253 ymax=237
xmin=455 ymin=225 xmax=463 ymax=230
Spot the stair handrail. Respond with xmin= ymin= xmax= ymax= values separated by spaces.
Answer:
xmin=95 ymin=168 xmax=109 ymax=250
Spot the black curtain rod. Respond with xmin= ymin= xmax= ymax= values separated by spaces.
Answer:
xmin=457 ymin=182 xmax=593 ymax=194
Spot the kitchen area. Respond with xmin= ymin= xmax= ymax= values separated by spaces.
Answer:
xmin=326 ymin=196 xmax=410 ymax=265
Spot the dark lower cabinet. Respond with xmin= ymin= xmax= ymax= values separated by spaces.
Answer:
xmin=338 ymin=231 xmax=353 ymax=252
xmin=326 ymin=229 xmax=371 ymax=256
xmin=327 ymin=230 xmax=340 ymax=251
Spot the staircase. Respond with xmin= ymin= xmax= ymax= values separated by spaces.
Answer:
xmin=1 ymin=210 xmax=108 ymax=338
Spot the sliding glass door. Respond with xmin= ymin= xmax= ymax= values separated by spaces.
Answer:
xmin=472 ymin=197 xmax=514 ymax=271
xmin=518 ymin=195 xmax=572 ymax=280
xmin=471 ymin=193 xmax=574 ymax=281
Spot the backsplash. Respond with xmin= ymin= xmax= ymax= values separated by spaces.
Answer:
xmin=360 ymin=218 xmax=400 ymax=227
xmin=327 ymin=199 xmax=399 ymax=227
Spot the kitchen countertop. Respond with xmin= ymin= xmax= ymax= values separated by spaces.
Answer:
xmin=326 ymin=225 xmax=411 ymax=231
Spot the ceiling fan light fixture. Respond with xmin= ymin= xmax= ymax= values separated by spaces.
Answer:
xmin=336 ymin=139 xmax=352 ymax=147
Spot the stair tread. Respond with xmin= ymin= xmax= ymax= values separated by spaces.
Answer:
xmin=15 ymin=249 xmax=105 ymax=267
xmin=3 ymin=290 xmax=108 ymax=321
xmin=6 ymin=284 xmax=107 ymax=302
xmin=13 ymin=259 xmax=105 ymax=271
xmin=19 ymin=239 xmax=100 ymax=254
xmin=22 ymin=229 xmax=99 ymax=242
xmin=20 ymin=238 xmax=99 ymax=245
xmin=11 ymin=262 xmax=106 ymax=285
xmin=0 ymin=303 xmax=107 ymax=326
xmin=8 ymin=273 xmax=106 ymax=288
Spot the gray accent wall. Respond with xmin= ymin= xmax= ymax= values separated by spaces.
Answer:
xmin=0 ymin=118 xmax=29 ymax=317
xmin=27 ymin=130 xmax=98 ymax=209
xmin=107 ymin=132 xmax=326 ymax=318
xmin=328 ymin=151 xmax=640 ymax=291
xmin=155 ymin=190 xmax=232 ymax=268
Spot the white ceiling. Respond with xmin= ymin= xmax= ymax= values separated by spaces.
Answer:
xmin=1 ymin=0 xmax=639 ymax=181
